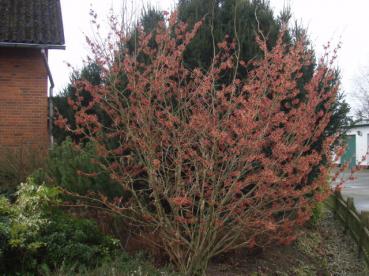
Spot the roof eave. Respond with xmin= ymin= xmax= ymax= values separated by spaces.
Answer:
xmin=349 ymin=124 xmax=369 ymax=128
xmin=0 ymin=42 xmax=65 ymax=50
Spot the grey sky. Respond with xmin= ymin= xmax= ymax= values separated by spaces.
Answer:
xmin=50 ymin=0 xmax=369 ymax=110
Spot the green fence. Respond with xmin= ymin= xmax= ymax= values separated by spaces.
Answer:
xmin=329 ymin=191 xmax=369 ymax=265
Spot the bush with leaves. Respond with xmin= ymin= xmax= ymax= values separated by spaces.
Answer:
xmin=32 ymin=139 xmax=123 ymax=199
xmin=0 ymin=196 xmax=11 ymax=262
xmin=40 ymin=252 xmax=174 ymax=276
xmin=57 ymin=11 xmax=342 ymax=275
xmin=0 ymin=144 xmax=46 ymax=196
xmin=0 ymin=178 xmax=119 ymax=274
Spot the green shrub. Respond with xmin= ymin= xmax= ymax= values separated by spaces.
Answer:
xmin=41 ymin=215 xmax=118 ymax=268
xmin=32 ymin=139 xmax=124 ymax=198
xmin=309 ymin=202 xmax=324 ymax=227
xmin=0 ymin=145 xmax=46 ymax=196
xmin=40 ymin=252 xmax=174 ymax=276
xmin=0 ymin=196 xmax=12 ymax=262
xmin=0 ymin=178 xmax=119 ymax=274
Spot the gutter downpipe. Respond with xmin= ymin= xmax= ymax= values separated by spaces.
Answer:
xmin=41 ymin=49 xmax=54 ymax=147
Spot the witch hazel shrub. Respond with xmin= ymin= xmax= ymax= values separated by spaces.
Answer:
xmin=56 ymin=11 xmax=341 ymax=275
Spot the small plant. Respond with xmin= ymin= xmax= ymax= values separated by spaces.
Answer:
xmin=309 ymin=202 xmax=324 ymax=227
xmin=40 ymin=252 xmax=174 ymax=276
xmin=0 ymin=178 xmax=119 ymax=274
xmin=291 ymin=265 xmax=317 ymax=276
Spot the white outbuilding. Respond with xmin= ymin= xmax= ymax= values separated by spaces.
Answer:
xmin=339 ymin=120 xmax=369 ymax=168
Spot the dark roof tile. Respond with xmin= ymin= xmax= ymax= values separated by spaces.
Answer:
xmin=0 ymin=0 xmax=65 ymax=47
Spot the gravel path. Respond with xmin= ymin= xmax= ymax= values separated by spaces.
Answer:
xmin=318 ymin=209 xmax=368 ymax=275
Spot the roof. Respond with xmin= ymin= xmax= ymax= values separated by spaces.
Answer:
xmin=0 ymin=0 xmax=65 ymax=49
xmin=348 ymin=120 xmax=369 ymax=129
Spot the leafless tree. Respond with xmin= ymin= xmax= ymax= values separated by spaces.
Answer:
xmin=353 ymin=67 xmax=369 ymax=120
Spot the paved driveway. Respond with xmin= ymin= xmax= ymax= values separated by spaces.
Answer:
xmin=340 ymin=170 xmax=369 ymax=212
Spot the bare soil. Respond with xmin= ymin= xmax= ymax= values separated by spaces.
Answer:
xmin=207 ymin=208 xmax=368 ymax=275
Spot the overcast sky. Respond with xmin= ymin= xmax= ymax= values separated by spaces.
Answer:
xmin=49 ymin=0 xmax=369 ymax=110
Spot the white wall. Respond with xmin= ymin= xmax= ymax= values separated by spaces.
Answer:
xmin=346 ymin=126 xmax=369 ymax=165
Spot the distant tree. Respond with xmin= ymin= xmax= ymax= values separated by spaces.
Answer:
xmin=178 ymin=0 xmax=282 ymax=71
xmin=353 ymin=67 xmax=369 ymax=120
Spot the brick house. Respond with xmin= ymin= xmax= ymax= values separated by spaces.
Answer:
xmin=0 ymin=0 xmax=65 ymax=152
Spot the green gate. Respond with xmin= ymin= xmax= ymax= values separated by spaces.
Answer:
xmin=341 ymin=135 xmax=356 ymax=169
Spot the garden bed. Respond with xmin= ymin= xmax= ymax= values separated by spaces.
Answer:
xmin=207 ymin=208 xmax=368 ymax=275
xmin=55 ymin=207 xmax=367 ymax=275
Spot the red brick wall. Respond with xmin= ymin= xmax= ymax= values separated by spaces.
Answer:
xmin=0 ymin=48 xmax=49 ymax=151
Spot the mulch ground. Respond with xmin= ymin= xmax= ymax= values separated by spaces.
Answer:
xmin=207 ymin=208 xmax=368 ymax=275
